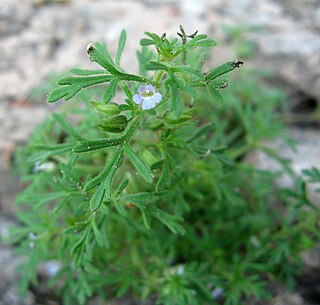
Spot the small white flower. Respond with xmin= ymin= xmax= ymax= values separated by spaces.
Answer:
xmin=133 ymin=85 xmax=162 ymax=110
xmin=212 ymin=287 xmax=224 ymax=299
xmin=44 ymin=260 xmax=61 ymax=276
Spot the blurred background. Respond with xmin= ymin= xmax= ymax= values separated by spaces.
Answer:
xmin=0 ymin=0 xmax=319 ymax=304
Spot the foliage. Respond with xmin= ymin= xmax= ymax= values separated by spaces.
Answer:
xmin=12 ymin=27 xmax=320 ymax=305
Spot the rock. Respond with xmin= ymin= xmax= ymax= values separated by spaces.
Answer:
xmin=272 ymin=292 xmax=304 ymax=305
xmin=206 ymin=0 xmax=320 ymax=100
xmin=0 ymin=0 xmax=34 ymax=37
xmin=245 ymin=127 xmax=320 ymax=206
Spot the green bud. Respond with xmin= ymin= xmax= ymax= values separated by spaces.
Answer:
xmin=91 ymin=102 xmax=121 ymax=115
xmin=100 ymin=115 xmax=128 ymax=133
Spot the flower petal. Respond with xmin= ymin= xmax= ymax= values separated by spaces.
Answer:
xmin=141 ymin=97 xmax=156 ymax=110
xmin=133 ymin=94 xmax=143 ymax=104
xmin=153 ymin=92 xmax=162 ymax=104
xmin=138 ymin=85 xmax=146 ymax=94
xmin=146 ymin=84 xmax=155 ymax=93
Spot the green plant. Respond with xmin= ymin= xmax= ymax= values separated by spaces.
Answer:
xmin=12 ymin=27 xmax=320 ymax=305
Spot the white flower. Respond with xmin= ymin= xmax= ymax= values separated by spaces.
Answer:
xmin=132 ymin=85 xmax=162 ymax=110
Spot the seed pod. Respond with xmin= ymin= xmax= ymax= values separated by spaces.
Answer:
xmin=91 ymin=102 xmax=121 ymax=115
xmin=100 ymin=115 xmax=128 ymax=133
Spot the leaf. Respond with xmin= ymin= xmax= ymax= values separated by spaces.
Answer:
xmin=73 ymin=137 xmax=123 ymax=153
xmin=84 ymin=146 xmax=124 ymax=192
xmin=144 ymin=61 xmax=169 ymax=71
xmin=48 ymin=74 xmax=113 ymax=103
xmin=113 ymin=199 xmax=128 ymax=217
xmin=120 ymin=192 xmax=160 ymax=205
xmin=171 ymin=66 xmax=204 ymax=80
xmin=302 ymin=167 xmax=320 ymax=183
xmin=151 ymin=207 xmax=185 ymax=235
xmin=170 ymin=82 xmax=183 ymax=117
xmin=90 ymin=183 xmax=105 ymax=212
xmin=115 ymin=179 xmax=129 ymax=196
xmin=116 ymin=30 xmax=126 ymax=67
xmin=91 ymin=219 xmax=106 ymax=247
xmin=207 ymin=85 xmax=223 ymax=105
xmin=187 ymin=123 xmax=215 ymax=143
xmin=206 ymin=60 xmax=243 ymax=82
xmin=28 ymin=143 xmax=74 ymax=164
xmin=102 ymin=78 xmax=119 ymax=103
xmin=144 ymin=32 xmax=162 ymax=45
xmin=124 ymin=144 xmax=153 ymax=184
xmin=140 ymin=38 xmax=155 ymax=46
xmin=17 ymin=191 xmax=66 ymax=209
xmin=52 ymin=113 xmax=83 ymax=141
xmin=87 ymin=43 xmax=120 ymax=75
xmin=70 ymin=69 xmax=108 ymax=76
xmin=48 ymin=86 xmax=73 ymax=103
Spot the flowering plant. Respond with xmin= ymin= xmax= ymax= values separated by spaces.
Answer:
xmin=12 ymin=26 xmax=320 ymax=305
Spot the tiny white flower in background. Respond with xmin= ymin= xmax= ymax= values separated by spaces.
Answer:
xmin=28 ymin=232 xmax=35 ymax=249
xmin=33 ymin=161 xmax=56 ymax=173
xmin=44 ymin=260 xmax=61 ymax=276
xmin=212 ymin=287 xmax=224 ymax=299
xmin=133 ymin=85 xmax=162 ymax=110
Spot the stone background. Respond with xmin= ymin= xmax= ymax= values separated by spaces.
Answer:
xmin=0 ymin=0 xmax=319 ymax=304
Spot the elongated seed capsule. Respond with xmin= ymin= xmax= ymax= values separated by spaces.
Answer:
xmin=206 ymin=60 xmax=243 ymax=82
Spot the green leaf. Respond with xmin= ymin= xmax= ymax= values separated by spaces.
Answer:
xmin=94 ymin=42 xmax=115 ymax=66
xmin=17 ymin=191 xmax=66 ymax=209
xmin=73 ymin=137 xmax=123 ymax=153
xmin=52 ymin=113 xmax=83 ymax=141
xmin=90 ymin=183 xmax=105 ymax=212
xmin=206 ymin=60 xmax=243 ymax=82
xmin=91 ymin=219 xmax=106 ymax=247
xmin=144 ymin=32 xmax=162 ymax=45
xmin=102 ymin=148 xmax=124 ymax=202
xmin=124 ymin=144 xmax=153 ymax=184
xmin=100 ymin=115 xmax=128 ymax=133
xmin=102 ymin=78 xmax=119 ymax=103
xmin=208 ymin=85 xmax=223 ymax=105
xmin=164 ymin=113 xmax=192 ymax=125
xmin=151 ymin=207 xmax=185 ymax=235
xmin=116 ymin=30 xmax=126 ymax=67
xmin=172 ymin=66 xmax=204 ymax=80
xmin=47 ymin=86 xmax=73 ymax=103
xmin=28 ymin=143 xmax=74 ymax=164
xmin=87 ymin=43 xmax=121 ymax=75
xmin=120 ymin=192 xmax=160 ymax=205
xmin=170 ymin=83 xmax=183 ymax=117
xmin=84 ymin=146 xmax=123 ymax=192
xmin=113 ymin=199 xmax=128 ymax=217
xmin=48 ymin=74 xmax=113 ymax=103
xmin=144 ymin=61 xmax=169 ymax=71
xmin=87 ymin=43 xmax=120 ymax=75
xmin=187 ymin=123 xmax=215 ymax=143
xmin=140 ymin=38 xmax=155 ymax=46
xmin=70 ymin=69 xmax=108 ymax=76
xmin=302 ymin=167 xmax=320 ymax=183
xmin=115 ymin=179 xmax=129 ymax=196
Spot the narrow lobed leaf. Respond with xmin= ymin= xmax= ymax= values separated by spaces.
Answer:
xmin=52 ymin=113 xmax=83 ymax=141
xmin=73 ymin=137 xmax=123 ymax=153
xmin=124 ymin=144 xmax=153 ymax=184
xmin=116 ymin=30 xmax=126 ymax=67
xmin=87 ymin=43 xmax=121 ymax=75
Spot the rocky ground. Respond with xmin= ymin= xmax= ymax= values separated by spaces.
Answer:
xmin=0 ymin=0 xmax=319 ymax=304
